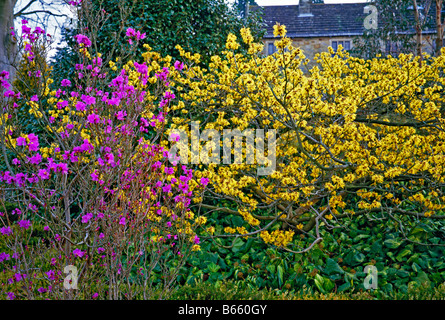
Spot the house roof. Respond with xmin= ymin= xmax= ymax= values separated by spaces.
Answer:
xmin=260 ymin=2 xmax=437 ymax=39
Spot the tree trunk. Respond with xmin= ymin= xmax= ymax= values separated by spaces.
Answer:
xmin=412 ymin=0 xmax=423 ymax=61
xmin=0 ymin=0 xmax=17 ymax=82
xmin=436 ymin=0 xmax=444 ymax=56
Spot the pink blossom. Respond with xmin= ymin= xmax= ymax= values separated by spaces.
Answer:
xmin=87 ymin=113 xmax=100 ymax=124
xmin=162 ymin=185 xmax=172 ymax=193
xmin=38 ymin=169 xmax=50 ymax=180
xmin=73 ymin=248 xmax=84 ymax=258
xmin=81 ymin=94 xmax=96 ymax=105
xmin=75 ymin=101 xmax=86 ymax=111
xmin=61 ymin=79 xmax=71 ymax=87
xmin=74 ymin=34 xmax=92 ymax=47
xmin=200 ymin=177 xmax=209 ymax=186
xmin=0 ymin=226 xmax=12 ymax=236
xmin=81 ymin=212 xmax=93 ymax=223
xmin=16 ymin=137 xmax=26 ymax=146
xmin=174 ymin=61 xmax=184 ymax=71
xmin=115 ymin=110 xmax=127 ymax=121
xmin=18 ymin=220 xmax=31 ymax=229
xmin=27 ymin=153 xmax=42 ymax=165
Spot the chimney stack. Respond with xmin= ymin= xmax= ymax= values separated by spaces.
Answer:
xmin=299 ymin=0 xmax=313 ymax=17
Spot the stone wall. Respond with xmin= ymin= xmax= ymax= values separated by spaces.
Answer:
xmin=263 ymin=34 xmax=437 ymax=70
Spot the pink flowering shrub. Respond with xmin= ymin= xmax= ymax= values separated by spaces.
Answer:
xmin=0 ymin=18 xmax=201 ymax=300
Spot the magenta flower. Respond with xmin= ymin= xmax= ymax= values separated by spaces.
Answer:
xmin=75 ymin=101 xmax=86 ymax=111
xmin=119 ymin=216 xmax=126 ymax=226
xmin=115 ymin=110 xmax=127 ymax=121
xmin=90 ymin=171 xmax=99 ymax=181
xmin=0 ymin=252 xmax=10 ymax=262
xmin=174 ymin=61 xmax=184 ymax=71
xmin=43 ymin=225 xmax=50 ymax=231
xmin=7 ymin=292 xmax=15 ymax=300
xmin=0 ymin=226 xmax=12 ymax=236
xmin=81 ymin=94 xmax=96 ymax=105
xmin=74 ymin=34 xmax=92 ymax=47
xmin=38 ymin=169 xmax=50 ymax=180
xmin=125 ymin=27 xmax=146 ymax=44
xmin=46 ymin=270 xmax=55 ymax=280
xmin=200 ymin=177 xmax=209 ymax=186
xmin=179 ymin=183 xmax=189 ymax=193
xmin=125 ymin=27 xmax=136 ymax=37
xmin=27 ymin=133 xmax=39 ymax=151
xmin=61 ymin=79 xmax=71 ymax=87
xmin=14 ymin=273 xmax=23 ymax=282
xmin=56 ymin=162 xmax=69 ymax=174
xmin=87 ymin=113 xmax=100 ymax=124
xmin=81 ymin=212 xmax=93 ymax=223
xmin=164 ymin=91 xmax=175 ymax=101
xmin=73 ymin=248 xmax=84 ymax=258
xmin=18 ymin=220 xmax=31 ymax=229
xmin=27 ymin=153 xmax=42 ymax=165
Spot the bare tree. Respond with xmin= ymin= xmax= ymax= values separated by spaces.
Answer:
xmin=0 ymin=0 xmax=17 ymax=79
xmin=435 ymin=0 xmax=444 ymax=55
xmin=0 ymin=0 xmax=70 ymax=81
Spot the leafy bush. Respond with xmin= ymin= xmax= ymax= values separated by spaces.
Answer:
xmin=0 ymin=18 xmax=202 ymax=300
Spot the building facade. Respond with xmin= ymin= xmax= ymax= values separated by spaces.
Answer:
xmin=260 ymin=1 xmax=437 ymax=66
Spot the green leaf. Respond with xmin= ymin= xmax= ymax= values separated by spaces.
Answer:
xmin=314 ymin=274 xmax=326 ymax=294
xmin=353 ymin=253 xmax=366 ymax=264
xmin=396 ymin=248 xmax=412 ymax=262
xmin=232 ymin=238 xmax=245 ymax=253
xmin=414 ymin=271 xmax=431 ymax=287
xmin=266 ymin=264 xmax=276 ymax=274
xmin=277 ymin=265 xmax=284 ymax=287
xmin=337 ymin=282 xmax=351 ymax=292
xmin=324 ymin=258 xmax=345 ymax=275
xmin=412 ymin=262 xmax=421 ymax=272
xmin=408 ymin=226 xmax=428 ymax=242
xmin=384 ymin=239 xmax=403 ymax=249
xmin=208 ymin=262 xmax=221 ymax=273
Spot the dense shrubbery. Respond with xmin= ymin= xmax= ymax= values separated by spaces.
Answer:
xmin=0 ymin=18 xmax=204 ymax=299
xmin=2 ymin=0 xmax=445 ymax=300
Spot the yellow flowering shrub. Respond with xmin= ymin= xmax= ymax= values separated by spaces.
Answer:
xmin=161 ymin=25 xmax=445 ymax=252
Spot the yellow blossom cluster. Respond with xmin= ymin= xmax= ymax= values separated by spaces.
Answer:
xmin=159 ymin=24 xmax=445 ymax=249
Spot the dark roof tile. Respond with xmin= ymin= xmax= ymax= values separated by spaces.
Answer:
xmin=260 ymin=3 xmax=438 ymax=38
